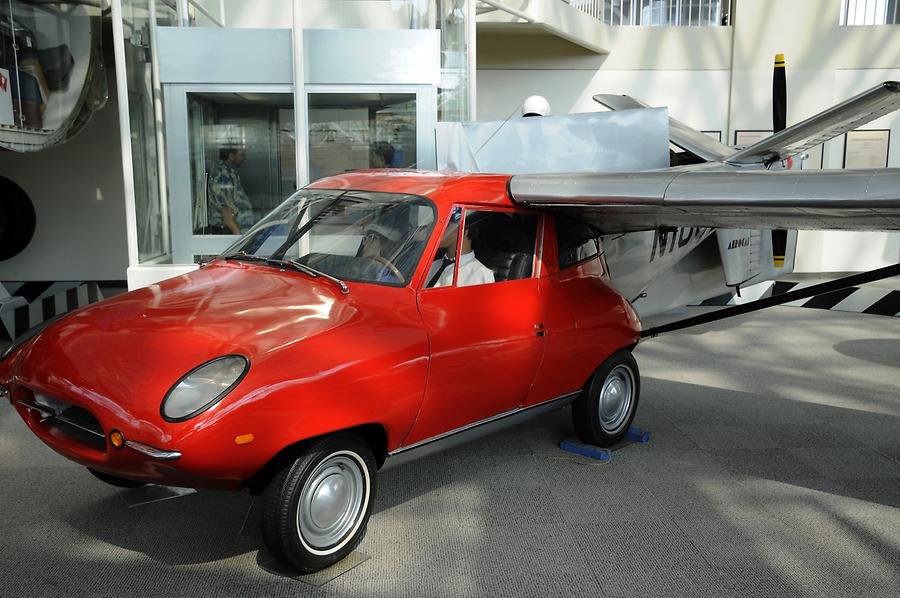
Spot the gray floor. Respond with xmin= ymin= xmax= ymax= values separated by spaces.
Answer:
xmin=1 ymin=306 xmax=898 ymax=597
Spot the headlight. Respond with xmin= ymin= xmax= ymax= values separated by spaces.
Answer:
xmin=161 ymin=355 xmax=249 ymax=422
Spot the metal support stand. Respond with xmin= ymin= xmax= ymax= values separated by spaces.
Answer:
xmin=641 ymin=263 xmax=900 ymax=338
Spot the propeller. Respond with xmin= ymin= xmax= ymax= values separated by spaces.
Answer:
xmin=771 ymin=53 xmax=789 ymax=266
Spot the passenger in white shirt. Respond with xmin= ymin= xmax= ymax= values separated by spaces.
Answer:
xmin=429 ymin=223 xmax=494 ymax=288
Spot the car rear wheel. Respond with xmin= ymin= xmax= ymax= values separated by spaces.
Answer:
xmin=261 ymin=433 xmax=376 ymax=573
xmin=572 ymin=350 xmax=640 ymax=447
xmin=87 ymin=468 xmax=147 ymax=488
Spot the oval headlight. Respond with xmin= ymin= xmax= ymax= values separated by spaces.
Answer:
xmin=161 ymin=355 xmax=249 ymax=422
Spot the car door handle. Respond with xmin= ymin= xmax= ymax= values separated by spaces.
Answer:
xmin=534 ymin=323 xmax=546 ymax=337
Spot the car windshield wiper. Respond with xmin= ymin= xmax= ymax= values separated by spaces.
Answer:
xmin=220 ymin=252 xmax=350 ymax=295
xmin=281 ymin=258 xmax=350 ymax=295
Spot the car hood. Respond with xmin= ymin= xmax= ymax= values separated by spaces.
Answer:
xmin=14 ymin=262 xmax=355 ymax=419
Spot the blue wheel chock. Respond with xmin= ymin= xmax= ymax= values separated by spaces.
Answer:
xmin=625 ymin=426 xmax=651 ymax=443
xmin=559 ymin=440 xmax=611 ymax=461
xmin=560 ymin=427 xmax=651 ymax=461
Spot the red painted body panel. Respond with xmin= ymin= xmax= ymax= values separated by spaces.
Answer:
xmin=0 ymin=170 xmax=641 ymax=489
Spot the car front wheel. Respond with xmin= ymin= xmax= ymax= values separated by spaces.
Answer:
xmin=572 ymin=350 xmax=640 ymax=447
xmin=261 ymin=433 xmax=376 ymax=573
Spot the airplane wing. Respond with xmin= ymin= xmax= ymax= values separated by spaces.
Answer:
xmin=593 ymin=94 xmax=735 ymax=162
xmin=725 ymin=81 xmax=900 ymax=165
xmin=508 ymin=166 xmax=900 ymax=233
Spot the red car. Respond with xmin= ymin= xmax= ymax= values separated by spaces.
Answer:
xmin=0 ymin=171 xmax=641 ymax=573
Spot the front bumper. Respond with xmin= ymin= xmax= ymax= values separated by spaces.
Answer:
xmin=9 ymin=384 xmax=243 ymax=489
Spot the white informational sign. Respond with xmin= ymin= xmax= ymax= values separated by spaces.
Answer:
xmin=436 ymin=108 xmax=670 ymax=174
xmin=844 ymin=129 xmax=890 ymax=168
xmin=0 ymin=68 xmax=14 ymax=126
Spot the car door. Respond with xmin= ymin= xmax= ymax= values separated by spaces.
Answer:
xmin=402 ymin=205 xmax=547 ymax=446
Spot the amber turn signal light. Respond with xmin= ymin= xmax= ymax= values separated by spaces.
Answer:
xmin=109 ymin=430 xmax=125 ymax=449
xmin=234 ymin=433 xmax=255 ymax=446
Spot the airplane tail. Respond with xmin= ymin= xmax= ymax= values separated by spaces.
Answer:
xmin=594 ymin=80 xmax=900 ymax=168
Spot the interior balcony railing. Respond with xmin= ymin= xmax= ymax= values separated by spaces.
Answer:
xmin=566 ymin=0 xmax=730 ymax=26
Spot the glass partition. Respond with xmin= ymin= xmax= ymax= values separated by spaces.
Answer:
xmin=308 ymin=92 xmax=417 ymax=181
xmin=122 ymin=0 xmax=171 ymax=263
xmin=187 ymin=92 xmax=295 ymax=236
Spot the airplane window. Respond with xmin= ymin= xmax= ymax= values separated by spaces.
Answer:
xmin=556 ymin=215 xmax=600 ymax=269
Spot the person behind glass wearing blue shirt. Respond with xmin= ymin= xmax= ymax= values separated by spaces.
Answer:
xmin=370 ymin=141 xmax=395 ymax=168
xmin=207 ymin=144 xmax=255 ymax=235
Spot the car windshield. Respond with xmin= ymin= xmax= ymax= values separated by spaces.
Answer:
xmin=220 ymin=189 xmax=437 ymax=287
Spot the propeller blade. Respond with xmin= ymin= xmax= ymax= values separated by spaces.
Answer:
xmin=773 ymin=53 xmax=787 ymax=133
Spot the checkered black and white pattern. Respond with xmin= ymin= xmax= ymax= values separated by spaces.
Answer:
xmin=702 ymin=279 xmax=900 ymax=317
xmin=0 ymin=282 xmax=104 ymax=343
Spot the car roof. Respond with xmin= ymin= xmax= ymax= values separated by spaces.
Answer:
xmin=306 ymin=170 xmax=517 ymax=209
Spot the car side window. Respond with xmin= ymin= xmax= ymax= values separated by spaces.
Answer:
xmin=424 ymin=208 xmax=540 ymax=289
xmin=556 ymin=214 xmax=600 ymax=269
xmin=425 ymin=207 xmax=462 ymax=288
xmin=462 ymin=210 xmax=538 ymax=287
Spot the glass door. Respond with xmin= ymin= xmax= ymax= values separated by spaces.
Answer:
xmin=186 ymin=92 xmax=295 ymax=238
xmin=306 ymin=85 xmax=436 ymax=183
xmin=164 ymin=86 xmax=295 ymax=263
xmin=164 ymin=85 xmax=435 ymax=264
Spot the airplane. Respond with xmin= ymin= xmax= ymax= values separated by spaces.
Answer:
xmin=438 ymin=58 xmax=900 ymax=321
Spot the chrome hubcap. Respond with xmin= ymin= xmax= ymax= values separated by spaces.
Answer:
xmin=598 ymin=365 xmax=634 ymax=433
xmin=297 ymin=453 xmax=366 ymax=551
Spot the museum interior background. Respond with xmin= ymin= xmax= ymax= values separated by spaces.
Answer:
xmin=0 ymin=0 xmax=898 ymax=303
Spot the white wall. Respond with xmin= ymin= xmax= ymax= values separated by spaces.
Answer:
xmin=0 ymin=71 xmax=128 ymax=281
xmin=476 ymin=0 xmax=900 ymax=274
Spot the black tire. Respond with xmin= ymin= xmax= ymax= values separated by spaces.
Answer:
xmin=87 ymin=468 xmax=147 ymax=488
xmin=572 ymin=350 xmax=641 ymax=447
xmin=261 ymin=433 xmax=376 ymax=573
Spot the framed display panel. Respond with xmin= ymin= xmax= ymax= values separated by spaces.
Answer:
xmin=702 ymin=130 xmax=722 ymax=142
xmin=843 ymin=129 xmax=890 ymax=169
xmin=734 ymin=130 xmax=772 ymax=147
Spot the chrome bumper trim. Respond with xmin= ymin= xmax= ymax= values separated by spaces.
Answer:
xmin=124 ymin=440 xmax=182 ymax=460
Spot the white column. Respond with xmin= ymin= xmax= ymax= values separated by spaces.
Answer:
xmin=467 ymin=0 xmax=477 ymax=120
xmin=110 ymin=0 xmax=140 ymax=270
xmin=292 ymin=0 xmax=309 ymax=188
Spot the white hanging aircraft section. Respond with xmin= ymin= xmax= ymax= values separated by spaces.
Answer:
xmin=0 ymin=0 xmax=106 ymax=152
